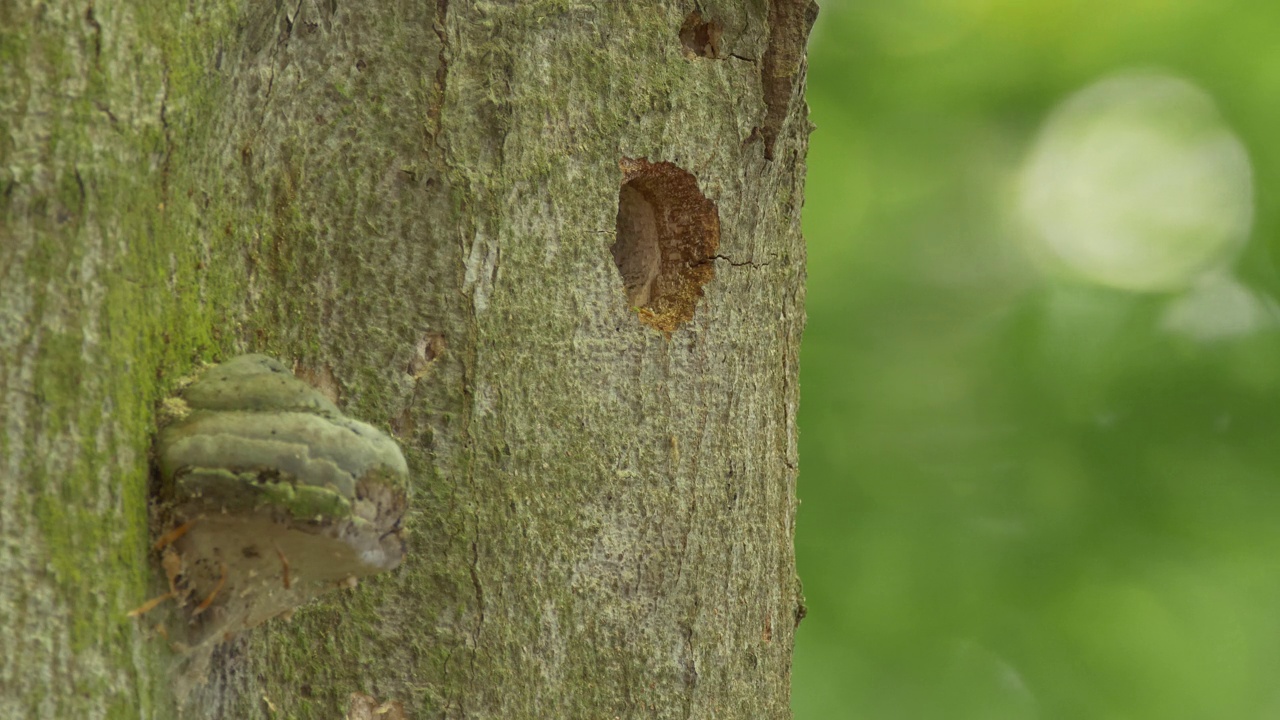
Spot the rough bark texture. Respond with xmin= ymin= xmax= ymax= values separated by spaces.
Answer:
xmin=0 ymin=0 xmax=813 ymax=717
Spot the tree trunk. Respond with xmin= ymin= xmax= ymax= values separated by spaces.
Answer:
xmin=0 ymin=0 xmax=813 ymax=717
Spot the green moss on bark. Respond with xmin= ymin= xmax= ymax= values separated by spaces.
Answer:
xmin=2 ymin=1 xmax=252 ymax=716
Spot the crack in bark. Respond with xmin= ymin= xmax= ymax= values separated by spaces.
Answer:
xmin=678 ymin=594 xmax=701 ymax=719
xmin=463 ymin=536 xmax=484 ymax=718
xmin=469 ymin=539 xmax=485 ymax=627
xmin=159 ymin=60 xmax=173 ymax=206
xmin=93 ymin=100 xmax=117 ymax=124
xmin=83 ymin=3 xmax=102 ymax=61
xmin=262 ymin=1 xmax=300 ymax=106
xmin=284 ymin=0 xmax=304 ymax=36
xmin=712 ymin=253 xmax=771 ymax=268
xmin=427 ymin=0 xmax=450 ymax=143
xmin=72 ymin=166 xmax=85 ymax=218
xmin=467 ymin=533 xmax=485 ymax=697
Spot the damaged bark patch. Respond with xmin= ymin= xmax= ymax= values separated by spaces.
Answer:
xmin=757 ymin=0 xmax=819 ymax=160
xmin=679 ymin=10 xmax=724 ymax=59
xmin=612 ymin=158 xmax=720 ymax=333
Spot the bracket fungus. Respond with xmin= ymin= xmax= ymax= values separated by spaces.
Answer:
xmin=150 ymin=354 xmax=408 ymax=650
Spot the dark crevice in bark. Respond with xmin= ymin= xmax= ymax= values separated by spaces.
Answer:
xmin=467 ymin=533 xmax=485 ymax=711
xmin=678 ymin=593 xmax=700 ymax=719
xmin=159 ymin=61 xmax=173 ymax=205
xmin=93 ymin=100 xmax=117 ymax=124
xmin=427 ymin=0 xmax=450 ymax=143
xmin=84 ymin=3 xmax=102 ymax=60
xmin=709 ymin=253 xmax=772 ymax=268
xmin=284 ymin=0 xmax=304 ymax=37
xmin=757 ymin=0 xmax=818 ymax=160
xmin=72 ymin=166 xmax=86 ymax=216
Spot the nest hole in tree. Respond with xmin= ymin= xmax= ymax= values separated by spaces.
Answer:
xmin=610 ymin=157 xmax=720 ymax=332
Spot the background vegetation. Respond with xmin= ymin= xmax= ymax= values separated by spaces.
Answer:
xmin=794 ymin=1 xmax=1280 ymax=717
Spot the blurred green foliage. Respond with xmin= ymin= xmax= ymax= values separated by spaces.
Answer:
xmin=794 ymin=1 xmax=1280 ymax=718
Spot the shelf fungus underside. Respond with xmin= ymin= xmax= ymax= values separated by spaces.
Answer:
xmin=155 ymin=354 xmax=408 ymax=650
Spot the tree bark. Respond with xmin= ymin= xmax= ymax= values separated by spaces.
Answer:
xmin=0 ymin=0 xmax=813 ymax=717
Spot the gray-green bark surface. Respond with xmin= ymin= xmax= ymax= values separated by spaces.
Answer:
xmin=0 ymin=0 xmax=813 ymax=717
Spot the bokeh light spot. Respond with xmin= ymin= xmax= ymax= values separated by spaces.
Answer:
xmin=1160 ymin=272 xmax=1278 ymax=342
xmin=1018 ymin=71 xmax=1253 ymax=292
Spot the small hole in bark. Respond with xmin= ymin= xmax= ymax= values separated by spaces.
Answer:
xmin=408 ymin=332 xmax=446 ymax=378
xmin=680 ymin=10 xmax=723 ymax=58
xmin=611 ymin=158 xmax=720 ymax=332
